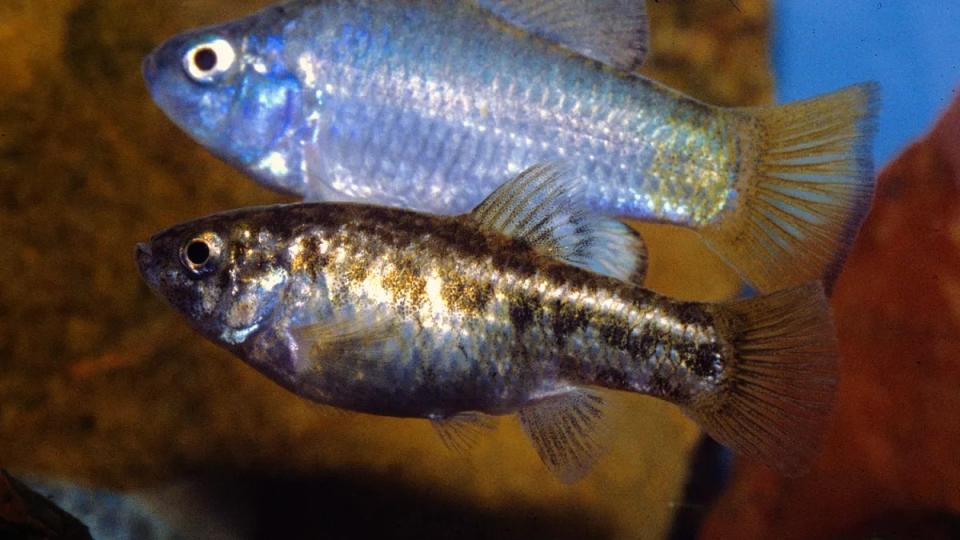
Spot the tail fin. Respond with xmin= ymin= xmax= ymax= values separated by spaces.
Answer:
xmin=690 ymin=282 xmax=838 ymax=476
xmin=700 ymin=83 xmax=880 ymax=293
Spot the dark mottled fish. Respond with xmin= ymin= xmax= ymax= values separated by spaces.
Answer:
xmin=137 ymin=165 xmax=837 ymax=481
xmin=143 ymin=0 xmax=879 ymax=292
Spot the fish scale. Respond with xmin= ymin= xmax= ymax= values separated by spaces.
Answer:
xmin=325 ymin=214 xmax=723 ymax=410
xmin=279 ymin=1 xmax=719 ymax=218
xmin=309 ymin=223 xmax=711 ymax=413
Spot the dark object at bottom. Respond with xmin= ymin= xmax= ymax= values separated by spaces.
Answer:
xmin=667 ymin=436 xmax=732 ymax=540
xmin=0 ymin=469 xmax=93 ymax=540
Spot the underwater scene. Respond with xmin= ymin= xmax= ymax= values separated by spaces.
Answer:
xmin=1 ymin=1 xmax=958 ymax=538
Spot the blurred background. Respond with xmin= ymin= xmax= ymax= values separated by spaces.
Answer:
xmin=1 ymin=1 xmax=958 ymax=539
xmin=773 ymin=1 xmax=960 ymax=165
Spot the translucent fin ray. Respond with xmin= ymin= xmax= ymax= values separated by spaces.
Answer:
xmin=475 ymin=0 xmax=648 ymax=70
xmin=692 ymin=282 xmax=838 ymax=476
xmin=469 ymin=163 xmax=647 ymax=285
xmin=431 ymin=412 xmax=497 ymax=454
xmin=517 ymin=387 xmax=608 ymax=483
xmin=291 ymin=316 xmax=400 ymax=373
xmin=701 ymin=83 xmax=880 ymax=293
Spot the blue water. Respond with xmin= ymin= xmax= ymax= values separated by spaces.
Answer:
xmin=774 ymin=2 xmax=960 ymax=166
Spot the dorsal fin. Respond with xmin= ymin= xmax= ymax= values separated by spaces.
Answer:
xmin=468 ymin=164 xmax=647 ymax=286
xmin=476 ymin=0 xmax=649 ymax=70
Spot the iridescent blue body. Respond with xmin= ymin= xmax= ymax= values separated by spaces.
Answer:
xmin=144 ymin=0 xmax=736 ymax=223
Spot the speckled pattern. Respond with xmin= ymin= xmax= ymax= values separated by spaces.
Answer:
xmin=137 ymin=203 xmax=728 ymax=419
xmin=0 ymin=1 xmax=770 ymax=538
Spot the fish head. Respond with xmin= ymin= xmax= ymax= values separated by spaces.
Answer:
xmin=143 ymin=10 xmax=304 ymax=194
xmin=136 ymin=208 xmax=294 ymax=349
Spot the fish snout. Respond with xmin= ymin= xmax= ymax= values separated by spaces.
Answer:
xmin=141 ymin=52 xmax=159 ymax=87
xmin=135 ymin=242 xmax=154 ymax=276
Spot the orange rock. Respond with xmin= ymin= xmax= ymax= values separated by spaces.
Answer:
xmin=701 ymin=93 xmax=960 ymax=539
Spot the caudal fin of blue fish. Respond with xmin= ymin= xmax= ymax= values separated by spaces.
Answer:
xmin=691 ymin=282 xmax=838 ymax=476
xmin=700 ymin=83 xmax=880 ymax=293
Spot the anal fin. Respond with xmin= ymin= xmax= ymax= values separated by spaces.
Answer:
xmin=517 ymin=387 xmax=608 ymax=483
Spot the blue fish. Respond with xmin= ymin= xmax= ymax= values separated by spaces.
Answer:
xmin=144 ymin=0 xmax=879 ymax=293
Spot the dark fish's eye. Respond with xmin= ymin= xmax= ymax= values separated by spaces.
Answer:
xmin=186 ymin=239 xmax=211 ymax=265
xmin=182 ymin=38 xmax=236 ymax=83
xmin=193 ymin=48 xmax=217 ymax=72
xmin=181 ymin=232 xmax=223 ymax=276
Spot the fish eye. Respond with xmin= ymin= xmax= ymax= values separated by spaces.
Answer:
xmin=182 ymin=38 xmax=236 ymax=83
xmin=180 ymin=232 xmax=223 ymax=276
xmin=186 ymin=240 xmax=210 ymax=265
xmin=194 ymin=48 xmax=217 ymax=71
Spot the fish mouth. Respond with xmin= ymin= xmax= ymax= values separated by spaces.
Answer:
xmin=135 ymin=242 xmax=156 ymax=285
xmin=141 ymin=52 xmax=159 ymax=88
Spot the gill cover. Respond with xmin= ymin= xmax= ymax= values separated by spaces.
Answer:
xmin=136 ymin=217 xmax=289 ymax=346
xmin=143 ymin=18 xmax=303 ymax=178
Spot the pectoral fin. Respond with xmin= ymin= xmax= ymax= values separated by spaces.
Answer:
xmin=476 ymin=0 xmax=649 ymax=70
xmin=468 ymin=163 xmax=647 ymax=286
xmin=291 ymin=315 xmax=401 ymax=374
xmin=517 ymin=387 xmax=608 ymax=483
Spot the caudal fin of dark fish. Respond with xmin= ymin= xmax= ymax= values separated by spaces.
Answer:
xmin=700 ymin=83 xmax=881 ymax=293
xmin=690 ymin=282 xmax=838 ymax=476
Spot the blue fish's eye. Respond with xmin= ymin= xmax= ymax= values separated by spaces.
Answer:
xmin=194 ymin=48 xmax=217 ymax=71
xmin=181 ymin=232 xmax=224 ymax=277
xmin=182 ymin=38 xmax=236 ymax=83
